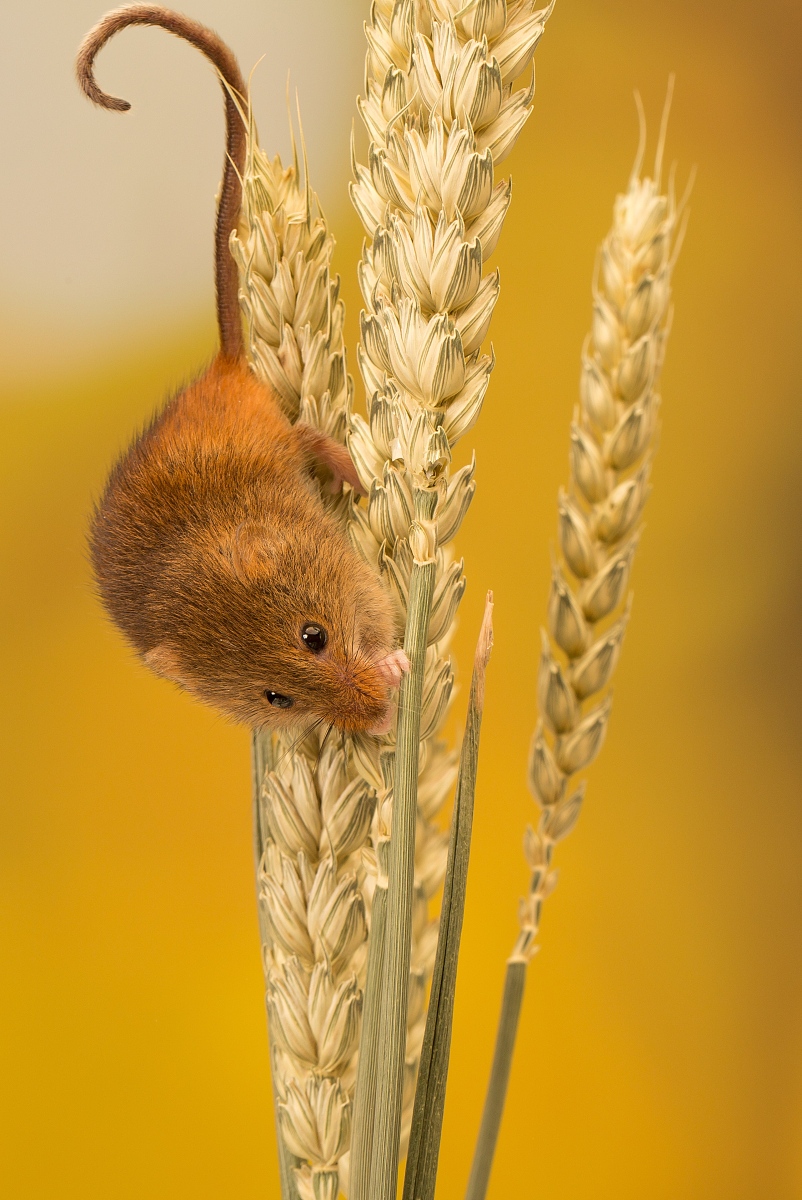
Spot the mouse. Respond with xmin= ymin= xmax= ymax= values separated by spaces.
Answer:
xmin=77 ymin=5 xmax=408 ymax=736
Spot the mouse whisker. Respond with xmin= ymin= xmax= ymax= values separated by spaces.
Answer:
xmin=341 ymin=673 xmax=374 ymax=701
xmin=338 ymin=603 xmax=350 ymax=660
xmin=267 ymin=717 xmax=324 ymax=776
xmin=319 ymin=720 xmax=335 ymax=758
xmin=349 ymin=604 xmax=359 ymax=662
xmin=311 ymin=720 xmax=336 ymax=776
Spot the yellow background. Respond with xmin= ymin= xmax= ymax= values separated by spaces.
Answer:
xmin=2 ymin=1 xmax=801 ymax=1197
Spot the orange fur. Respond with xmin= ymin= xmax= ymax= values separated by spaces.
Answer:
xmin=91 ymin=356 xmax=400 ymax=733
xmin=79 ymin=9 xmax=402 ymax=734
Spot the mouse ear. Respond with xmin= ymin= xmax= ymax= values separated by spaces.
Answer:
xmin=143 ymin=644 xmax=185 ymax=683
xmin=218 ymin=520 xmax=271 ymax=581
xmin=294 ymin=423 xmax=366 ymax=496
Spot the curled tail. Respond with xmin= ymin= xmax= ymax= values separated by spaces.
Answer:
xmin=76 ymin=5 xmax=247 ymax=360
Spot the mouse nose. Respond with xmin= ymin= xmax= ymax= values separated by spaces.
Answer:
xmin=329 ymin=688 xmax=392 ymax=735
xmin=319 ymin=654 xmax=404 ymax=735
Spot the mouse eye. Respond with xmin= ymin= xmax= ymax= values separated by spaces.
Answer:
xmin=265 ymin=690 xmax=293 ymax=708
xmin=301 ymin=623 xmax=328 ymax=653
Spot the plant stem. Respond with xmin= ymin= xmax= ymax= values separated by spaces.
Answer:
xmin=465 ymin=959 xmax=528 ymax=1200
xmin=368 ymin=496 xmax=437 ymax=1200
xmin=404 ymin=595 xmax=494 ymax=1200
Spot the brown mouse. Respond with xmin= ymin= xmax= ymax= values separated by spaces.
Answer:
xmin=77 ymin=5 xmax=407 ymax=735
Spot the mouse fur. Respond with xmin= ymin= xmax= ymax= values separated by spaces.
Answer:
xmin=78 ymin=6 xmax=405 ymax=735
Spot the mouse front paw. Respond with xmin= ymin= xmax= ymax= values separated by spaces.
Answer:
xmin=375 ymin=649 xmax=410 ymax=688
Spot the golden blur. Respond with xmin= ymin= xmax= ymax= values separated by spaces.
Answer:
xmin=2 ymin=2 xmax=801 ymax=1198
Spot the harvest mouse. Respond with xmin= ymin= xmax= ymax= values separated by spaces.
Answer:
xmin=77 ymin=5 xmax=408 ymax=735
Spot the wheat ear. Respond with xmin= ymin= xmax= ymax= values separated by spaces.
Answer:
xmin=517 ymin=85 xmax=691 ymax=961
xmin=232 ymin=107 xmax=368 ymax=1200
xmin=466 ymin=88 xmax=692 ymax=1200
xmin=346 ymin=2 xmax=554 ymax=1196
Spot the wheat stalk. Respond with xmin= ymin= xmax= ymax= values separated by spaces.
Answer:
xmin=466 ymin=89 xmax=692 ymax=1200
xmin=346 ymin=4 xmax=554 ymax=1194
xmin=232 ymin=117 xmax=369 ymax=1200
xmin=234 ymin=0 xmax=554 ymax=1189
xmin=517 ymin=86 xmax=690 ymax=961
xmin=231 ymin=98 xmax=449 ymax=1200
xmin=231 ymin=99 xmax=453 ymax=1200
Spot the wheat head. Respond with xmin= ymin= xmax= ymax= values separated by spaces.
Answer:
xmin=515 ymin=89 xmax=691 ymax=962
xmin=231 ymin=114 xmax=366 ymax=1200
xmin=347 ymin=0 xmax=554 ymax=1161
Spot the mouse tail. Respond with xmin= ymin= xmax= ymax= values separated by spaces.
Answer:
xmin=76 ymin=5 xmax=247 ymax=361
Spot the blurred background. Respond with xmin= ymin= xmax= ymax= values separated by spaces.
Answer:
xmin=2 ymin=1 xmax=801 ymax=1197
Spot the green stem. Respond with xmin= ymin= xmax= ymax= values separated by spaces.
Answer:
xmin=464 ymin=959 xmax=528 ymax=1200
xmin=369 ymin=505 xmax=437 ymax=1200
xmin=349 ymin=877 xmax=388 ymax=1200
xmin=403 ymin=595 xmax=494 ymax=1200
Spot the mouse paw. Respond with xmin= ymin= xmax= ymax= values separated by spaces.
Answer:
xmin=375 ymin=649 xmax=410 ymax=688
